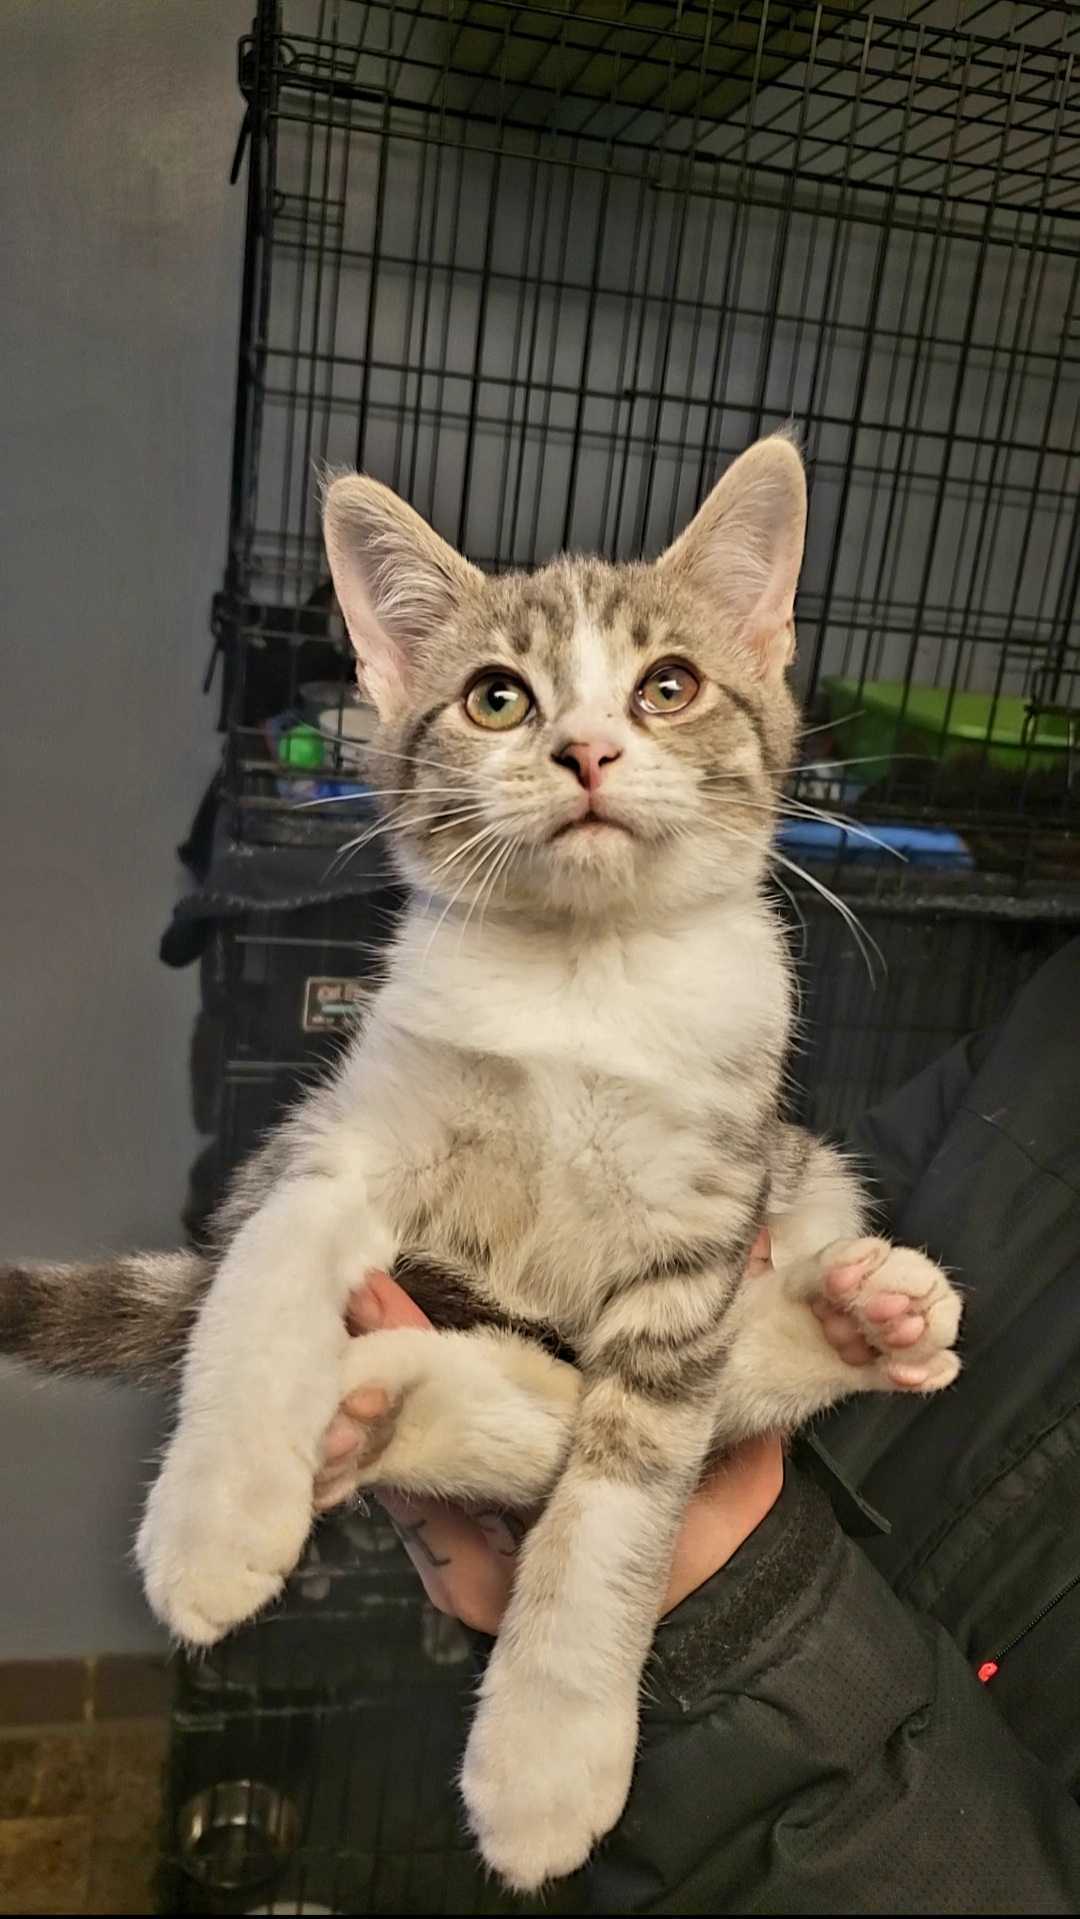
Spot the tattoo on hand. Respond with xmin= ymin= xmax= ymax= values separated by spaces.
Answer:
xmin=475 ymin=1508 xmax=527 ymax=1555
xmin=392 ymin=1516 xmax=452 ymax=1570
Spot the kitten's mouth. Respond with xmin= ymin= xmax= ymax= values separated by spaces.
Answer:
xmin=549 ymin=809 xmax=632 ymax=842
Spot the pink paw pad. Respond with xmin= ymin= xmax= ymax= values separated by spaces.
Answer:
xmin=812 ymin=1238 xmax=962 ymax=1395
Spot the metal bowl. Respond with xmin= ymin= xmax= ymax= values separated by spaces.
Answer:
xmin=176 ymin=1779 xmax=300 ymax=1891
xmin=246 ymin=1906 xmax=339 ymax=1916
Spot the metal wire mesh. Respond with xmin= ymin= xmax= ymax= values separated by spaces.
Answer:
xmin=788 ymin=891 xmax=1077 ymax=1130
xmin=161 ymin=1501 xmax=581 ymax=1914
xmin=214 ymin=0 xmax=1080 ymax=899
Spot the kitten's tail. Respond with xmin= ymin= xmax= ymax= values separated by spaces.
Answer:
xmin=0 ymin=1252 xmax=212 ymax=1384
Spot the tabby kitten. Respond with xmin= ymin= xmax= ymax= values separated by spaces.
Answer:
xmin=0 ymin=434 xmax=961 ymax=1890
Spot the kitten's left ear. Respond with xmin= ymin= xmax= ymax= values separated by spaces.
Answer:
xmin=659 ymin=432 xmax=806 ymax=674
xmin=322 ymin=474 xmax=482 ymax=718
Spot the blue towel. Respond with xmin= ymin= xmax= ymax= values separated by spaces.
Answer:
xmin=777 ymin=819 xmax=973 ymax=869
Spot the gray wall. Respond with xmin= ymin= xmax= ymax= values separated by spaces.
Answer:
xmin=0 ymin=0 xmax=250 ymax=1657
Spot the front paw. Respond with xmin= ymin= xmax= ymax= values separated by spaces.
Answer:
xmin=805 ymin=1236 xmax=962 ymax=1391
xmin=136 ymin=1439 xmax=314 ymax=1646
xmin=462 ymin=1659 xmax=637 ymax=1891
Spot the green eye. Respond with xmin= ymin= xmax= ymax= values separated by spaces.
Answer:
xmin=464 ymin=672 xmax=533 ymax=731
xmin=634 ymin=661 xmax=700 ymax=716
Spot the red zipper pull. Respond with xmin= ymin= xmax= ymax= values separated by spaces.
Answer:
xmin=977 ymin=1659 xmax=998 ymax=1683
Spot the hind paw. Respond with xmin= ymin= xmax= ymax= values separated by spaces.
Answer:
xmin=137 ymin=1438 xmax=314 ymax=1645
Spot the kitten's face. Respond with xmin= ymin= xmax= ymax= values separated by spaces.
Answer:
xmin=369 ymin=558 xmax=797 ymax=918
xmin=324 ymin=435 xmax=805 ymax=923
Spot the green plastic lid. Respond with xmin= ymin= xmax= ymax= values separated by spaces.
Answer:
xmin=279 ymin=722 xmax=325 ymax=770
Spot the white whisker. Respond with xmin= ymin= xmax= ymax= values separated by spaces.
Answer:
xmin=422 ymin=833 xmax=506 ymax=966
xmin=768 ymin=872 xmax=808 ymax=959
xmin=799 ymin=710 xmax=866 ymax=738
xmin=311 ymin=784 xmax=465 ymax=800
xmin=427 ymin=808 xmax=491 ymax=836
xmin=295 ymin=784 xmax=467 ymax=812
xmin=292 ymin=790 xmax=376 ymax=809
xmin=287 ymin=720 xmax=461 ymax=779
xmin=459 ymin=836 xmax=513 ymax=950
xmin=768 ymin=848 xmax=884 ymax=983
xmin=355 ymin=739 xmax=462 ymax=778
xmin=425 ymin=821 xmax=502 ymax=883
xmin=778 ymin=796 xmax=905 ymax=860
xmin=793 ymin=753 xmax=931 ymax=774
xmin=695 ymin=773 xmax=905 ymax=863
xmin=700 ymin=810 xmax=883 ymax=984
xmin=322 ymin=804 xmax=485 ymax=878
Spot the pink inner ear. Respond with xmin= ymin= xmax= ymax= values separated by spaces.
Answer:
xmin=741 ymin=570 xmax=799 ymax=676
xmin=757 ymin=620 xmax=797 ymax=675
xmin=657 ymin=437 xmax=806 ymax=673
xmin=323 ymin=474 xmax=482 ymax=722
xmin=333 ymin=598 xmax=411 ymax=720
xmin=354 ymin=634 xmax=410 ymax=717
xmin=323 ymin=517 xmax=413 ymax=719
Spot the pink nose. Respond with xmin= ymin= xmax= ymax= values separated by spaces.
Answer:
xmin=553 ymin=738 xmax=622 ymax=792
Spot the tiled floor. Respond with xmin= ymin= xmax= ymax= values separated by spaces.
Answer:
xmin=0 ymin=1717 xmax=167 ymax=1916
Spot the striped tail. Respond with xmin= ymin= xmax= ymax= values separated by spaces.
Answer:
xmin=0 ymin=1252 xmax=213 ymax=1384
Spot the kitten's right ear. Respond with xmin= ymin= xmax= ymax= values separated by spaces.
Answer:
xmin=322 ymin=475 xmax=481 ymax=717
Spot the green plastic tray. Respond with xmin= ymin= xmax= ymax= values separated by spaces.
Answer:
xmin=823 ymin=677 xmax=1071 ymax=784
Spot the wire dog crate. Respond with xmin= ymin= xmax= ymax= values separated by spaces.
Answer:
xmin=162 ymin=4 xmax=1080 ymax=1912
xmin=213 ymin=0 xmax=1080 ymax=901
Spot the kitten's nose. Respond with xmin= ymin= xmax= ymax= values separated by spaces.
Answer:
xmin=552 ymin=738 xmax=623 ymax=792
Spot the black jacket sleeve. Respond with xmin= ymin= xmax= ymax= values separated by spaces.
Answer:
xmin=586 ymin=1468 xmax=1080 ymax=1915
xmin=845 ymin=1026 xmax=996 ymax=1236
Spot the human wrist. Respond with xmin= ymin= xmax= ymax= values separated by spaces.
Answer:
xmin=661 ymin=1434 xmax=784 ymax=1614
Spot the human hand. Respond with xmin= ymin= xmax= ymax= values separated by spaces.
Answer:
xmin=313 ymin=1269 xmax=436 ymax=1513
xmin=314 ymin=1238 xmax=784 ymax=1631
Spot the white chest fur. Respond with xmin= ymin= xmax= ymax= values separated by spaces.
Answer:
xmin=324 ymin=893 xmax=791 ymax=1332
xmin=382 ymin=892 xmax=789 ymax=1079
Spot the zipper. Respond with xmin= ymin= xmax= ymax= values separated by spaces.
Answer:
xmin=977 ymin=1567 xmax=1080 ymax=1682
